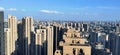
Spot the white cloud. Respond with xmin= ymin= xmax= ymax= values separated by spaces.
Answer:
xmin=8 ymin=8 xmax=17 ymax=11
xmin=0 ymin=7 xmax=5 ymax=11
xmin=40 ymin=10 xmax=64 ymax=14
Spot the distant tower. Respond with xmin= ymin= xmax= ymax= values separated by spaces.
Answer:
xmin=47 ymin=26 xmax=54 ymax=55
xmin=0 ymin=11 xmax=4 ymax=55
xmin=82 ymin=24 xmax=89 ymax=32
xmin=8 ymin=15 xmax=18 ymax=55
xmin=22 ymin=17 xmax=33 ymax=55
xmin=116 ymin=24 xmax=120 ymax=33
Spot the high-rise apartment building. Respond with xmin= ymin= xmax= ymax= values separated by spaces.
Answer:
xmin=47 ymin=26 xmax=54 ymax=55
xmin=0 ymin=11 xmax=4 ymax=55
xmin=17 ymin=20 xmax=24 ymax=55
xmin=22 ymin=17 xmax=34 ymax=55
xmin=4 ymin=28 xmax=10 ymax=55
xmin=8 ymin=15 xmax=18 ymax=55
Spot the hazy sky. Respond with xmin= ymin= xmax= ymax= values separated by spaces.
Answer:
xmin=0 ymin=0 xmax=120 ymax=21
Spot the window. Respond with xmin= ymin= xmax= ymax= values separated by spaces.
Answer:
xmin=66 ymin=54 xmax=69 ymax=55
xmin=77 ymin=41 xmax=80 ymax=44
xmin=42 ymin=30 xmax=44 ymax=33
xmin=79 ymin=49 xmax=84 ymax=55
xmin=72 ymin=40 xmax=74 ymax=44
xmin=73 ymin=48 xmax=76 ymax=55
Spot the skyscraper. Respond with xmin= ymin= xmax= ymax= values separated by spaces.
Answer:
xmin=4 ymin=28 xmax=10 ymax=55
xmin=8 ymin=15 xmax=18 ymax=55
xmin=0 ymin=11 xmax=4 ymax=55
xmin=47 ymin=26 xmax=54 ymax=55
xmin=22 ymin=17 xmax=34 ymax=55
xmin=17 ymin=20 xmax=24 ymax=55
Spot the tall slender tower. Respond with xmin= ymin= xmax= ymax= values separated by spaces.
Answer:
xmin=47 ymin=26 xmax=54 ymax=55
xmin=8 ymin=15 xmax=18 ymax=55
xmin=4 ymin=28 xmax=10 ymax=55
xmin=22 ymin=17 xmax=33 ymax=55
xmin=0 ymin=11 xmax=4 ymax=55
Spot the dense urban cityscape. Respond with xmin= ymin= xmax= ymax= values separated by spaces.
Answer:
xmin=1 ymin=11 xmax=120 ymax=55
xmin=1 ymin=0 xmax=120 ymax=55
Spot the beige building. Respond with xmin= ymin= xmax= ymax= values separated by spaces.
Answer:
xmin=4 ymin=28 xmax=10 ymax=55
xmin=59 ymin=29 xmax=91 ymax=55
xmin=35 ymin=28 xmax=47 ymax=55
xmin=8 ymin=15 xmax=18 ymax=55
xmin=22 ymin=16 xmax=34 ymax=55
xmin=47 ymin=26 xmax=54 ymax=55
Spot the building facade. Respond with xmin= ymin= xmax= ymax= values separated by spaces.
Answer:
xmin=8 ymin=15 xmax=18 ymax=55
xmin=59 ymin=29 xmax=91 ymax=55
xmin=4 ymin=28 xmax=10 ymax=55
xmin=22 ymin=17 xmax=34 ymax=55
xmin=47 ymin=26 xmax=54 ymax=55
xmin=0 ymin=11 xmax=4 ymax=55
xmin=35 ymin=28 xmax=47 ymax=55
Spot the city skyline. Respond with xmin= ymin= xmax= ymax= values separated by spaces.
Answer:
xmin=0 ymin=0 xmax=120 ymax=21
xmin=1 ymin=0 xmax=120 ymax=55
xmin=1 ymin=12 xmax=120 ymax=55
